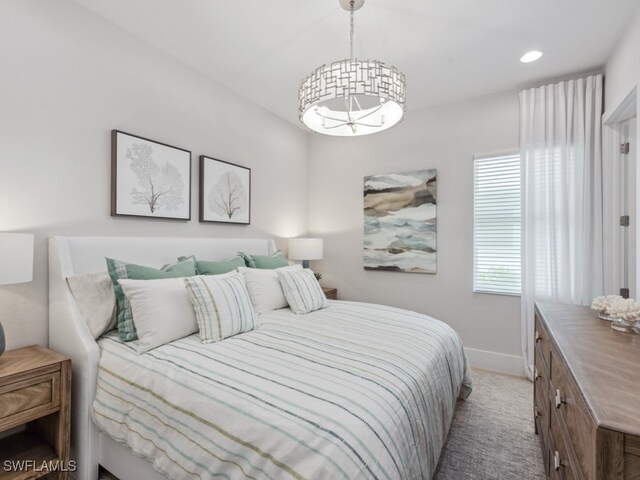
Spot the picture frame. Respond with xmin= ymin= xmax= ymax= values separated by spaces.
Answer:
xmin=199 ymin=156 xmax=251 ymax=225
xmin=364 ymin=168 xmax=437 ymax=274
xmin=111 ymin=130 xmax=191 ymax=220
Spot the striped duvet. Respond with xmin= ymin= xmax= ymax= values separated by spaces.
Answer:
xmin=93 ymin=300 xmax=472 ymax=480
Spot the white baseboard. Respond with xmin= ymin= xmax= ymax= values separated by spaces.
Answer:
xmin=464 ymin=347 xmax=524 ymax=377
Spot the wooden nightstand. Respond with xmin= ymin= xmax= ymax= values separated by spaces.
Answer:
xmin=0 ymin=346 xmax=71 ymax=479
xmin=322 ymin=287 xmax=338 ymax=300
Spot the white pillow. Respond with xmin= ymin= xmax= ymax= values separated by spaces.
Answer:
xmin=183 ymin=273 xmax=257 ymax=343
xmin=238 ymin=264 xmax=302 ymax=314
xmin=119 ymin=277 xmax=198 ymax=353
xmin=277 ymin=268 xmax=328 ymax=314
xmin=66 ymin=271 xmax=117 ymax=339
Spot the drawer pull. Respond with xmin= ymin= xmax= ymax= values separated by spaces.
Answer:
xmin=555 ymin=389 xmax=564 ymax=408
xmin=535 ymin=330 xmax=541 ymax=343
xmin=553 ymin=451 xmax=562 ymax=471
xmin=534 ymin=368 xmax=540 ymax=380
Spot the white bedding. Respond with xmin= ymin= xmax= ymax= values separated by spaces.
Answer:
xmin=93 ymin=300 xmax=472 ymax=480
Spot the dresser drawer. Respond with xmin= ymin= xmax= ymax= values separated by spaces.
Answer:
xmin=533 ymin=344 xmax=551 ymax=383
xmin=535 ymin=314 xmax=551 ymax=371
xmin=534 ymin=344 xmax=549 ymax=406
xmin=536 ymin=413 xmax=550 ymax=477
xmin=550 ymin=409 xmax=579 ymax=480
xmin=625 ymin=435 xmax=640 ymax=479
xmin=550 ymin=351 xmax=594 ymax=479
xmin=535 ymin=383 xmax=550 ymax=436
xmin=0 ymin=372 xmax=61 ymax=429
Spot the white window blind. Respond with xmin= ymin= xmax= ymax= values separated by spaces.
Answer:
xmin=473 ymin=153 xmax=521 ymax=295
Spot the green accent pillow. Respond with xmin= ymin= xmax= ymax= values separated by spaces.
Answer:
xmin=239 ymin=250 xmax=288 ymax=269
xmin=106 ymin=257 xmax=197 ymax=342
xmin=238 ymin=252 xmax=256 ymax=268
xmin=177 ymin=255 xmax=245 ymax=275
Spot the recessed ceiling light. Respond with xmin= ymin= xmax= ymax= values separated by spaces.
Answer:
xmin=520 ymin=50 xmax=543 ymax=63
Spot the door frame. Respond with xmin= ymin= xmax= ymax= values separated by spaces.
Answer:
xmin=603 ymin=86 xmax=638 ymax=297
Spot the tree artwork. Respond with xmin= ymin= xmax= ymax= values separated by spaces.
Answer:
xmin=127 ymin=143 xmax=185 ymax=213
xmin=208 ymin=170 xmax=247 ymax=219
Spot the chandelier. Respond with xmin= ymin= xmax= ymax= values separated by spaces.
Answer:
xmin=299 ymin=0 xmax=406 ymax=137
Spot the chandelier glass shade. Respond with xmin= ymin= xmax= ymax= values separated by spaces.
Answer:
xmin=298 ymin=0 xmax=406 ymax=137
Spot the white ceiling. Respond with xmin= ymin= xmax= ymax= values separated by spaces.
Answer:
xmin=74 ymin=0 xmax=639 ymax=127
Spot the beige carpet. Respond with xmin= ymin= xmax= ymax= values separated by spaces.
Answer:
xmin=100 ymin=369 xmax=545 ymax=479
xmin=433 ymin=369 xmax=545 ymax=480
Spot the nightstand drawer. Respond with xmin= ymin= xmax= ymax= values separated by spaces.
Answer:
xmin=0 ymin=372 xmax=60 ymax=428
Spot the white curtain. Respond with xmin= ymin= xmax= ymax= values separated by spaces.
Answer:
xmin=520 ymin=74 xmax=604 ymax=379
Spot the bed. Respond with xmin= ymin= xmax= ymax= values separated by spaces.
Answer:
xmin=49 ymin=236 xmax=471 ymax=480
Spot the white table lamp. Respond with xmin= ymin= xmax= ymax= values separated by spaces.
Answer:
xmin=288 ymin=238 xmax=323 ymax=269
xmin=0 ymin=233 xmax=34 ymax=356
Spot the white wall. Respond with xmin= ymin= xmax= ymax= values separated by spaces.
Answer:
xmin=0 ymin=0 xmax=309 ymax=350
xmin=604 ymin=7 xmax=640 ymax=298
xmin=308 ymin=91 xmax=523 ymax=374
xmin=605 ymin=7 xmax=640 ymax=111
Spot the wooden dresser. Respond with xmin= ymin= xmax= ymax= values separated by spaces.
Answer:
xmin=534 ymin=302 xmax=640 ymax=480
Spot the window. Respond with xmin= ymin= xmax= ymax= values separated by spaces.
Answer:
xmin=473 ymin=153 xmax=521 ymax=295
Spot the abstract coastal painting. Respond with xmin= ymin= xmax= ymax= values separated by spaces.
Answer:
xmin=364 ymin=169 xmax=437 ymax=273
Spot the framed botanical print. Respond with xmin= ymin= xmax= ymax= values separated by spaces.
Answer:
xmin=111 ymin=130 xmax=191 ymax=220
xmin=199 ymin=156 xmax=251 ymax=224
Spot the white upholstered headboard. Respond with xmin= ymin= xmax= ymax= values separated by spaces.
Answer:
xmin=48 ymin=236 xmax=277 ymax=480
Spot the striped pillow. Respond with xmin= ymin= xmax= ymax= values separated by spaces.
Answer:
xmin=183 ymin=273 xmax=257 ymax=343
xmin=277 ymin=268 xmax=328 ymax=314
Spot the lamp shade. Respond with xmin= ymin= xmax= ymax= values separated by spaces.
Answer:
xmin=288 ymin=238 xmax=323 ymax=261
xmin=0 ymin=233 xmax=34 ymax=285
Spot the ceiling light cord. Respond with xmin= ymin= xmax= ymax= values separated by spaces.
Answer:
xmin=346 ymin=0 xmax=355 ymax=131
xmin=350 ymin=0 xmax=355 ymax=62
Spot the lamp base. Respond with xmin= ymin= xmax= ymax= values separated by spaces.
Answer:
xmin=0 ymin=320 xmax=5 ymax=356
xmin=302 ymin=260 xmax=310 ymax=269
